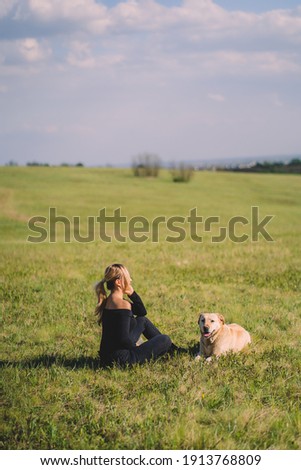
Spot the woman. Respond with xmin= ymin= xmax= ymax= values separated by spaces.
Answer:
xmin=95 ymin=263 xmax=173 ymax=367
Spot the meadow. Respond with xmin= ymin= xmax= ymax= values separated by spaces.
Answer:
xmin=0 ymin=167 xmax=300 ymax=450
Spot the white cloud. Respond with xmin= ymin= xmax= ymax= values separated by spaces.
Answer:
xmin=21 ymin=122 xmax=59 ymax=134
xmin=44 ymin=124 xmax=58 ymax=134
xmin=0 ymin=0 xmax=18 ymax=19
xmin=67 ymin=40 xmax=96 ymax=68
xmin=66 ymin=39 xmax=125 ymax=69
xmin=64 ymin=124 xmax=96 ymax=135
xmin=29 ymin=0 xmax=107 ymax=21
xmin=176 ymin=50 xmax=301 ymax=77
xmin=208 ymin=93 xmax=225 ymax=102
xmin=110 ymin=0 xmax=178 ymax=32
xmin=255 ymin=51 xmax=301 ymax=74
xmin=19 ymin=37 xmax=51 ymax=62
xmin=28 ymin=0 xmax=111 ymax=33
xmin=0 ymin=2 xmax=300 ymax=80
xmin=0 ymin=37 xmax=52 ymax=68
xmin=263 ymin=7 xmax=301 ymax=38
xmin=1 ymin=0 xmax=300 ymax=42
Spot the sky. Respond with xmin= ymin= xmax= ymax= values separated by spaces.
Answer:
xmin=0 ymin=0 xmax=301 ymax=166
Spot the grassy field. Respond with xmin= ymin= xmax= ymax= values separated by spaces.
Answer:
xmin=0 ymin=167 xmax=300 ymax=450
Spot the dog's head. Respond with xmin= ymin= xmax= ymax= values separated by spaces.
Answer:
xmin=198 ymin=313 xmax=225 ymax=338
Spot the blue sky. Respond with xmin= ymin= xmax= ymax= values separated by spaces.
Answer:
xmin=1 ymin=0 xmax=301 ymax=166
xmin=214 ymin=1 xmax=301 ymax=12
xmin=101 ymin=1 xmax=301 ymax=11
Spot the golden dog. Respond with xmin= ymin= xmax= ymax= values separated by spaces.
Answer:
xmin=195 ymin=313 xmax=251 ymax=362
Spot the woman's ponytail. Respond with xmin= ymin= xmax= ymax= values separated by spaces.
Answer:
xmin=94 ymin=263 xmax=130 ymax=324
xmin=95 ymin=279 xmax=107 ymax=324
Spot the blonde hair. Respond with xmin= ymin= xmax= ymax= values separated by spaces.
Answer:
xmin=95 ymin=263 xmax=130 ymax=324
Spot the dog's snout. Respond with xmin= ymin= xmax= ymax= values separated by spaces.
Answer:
xmin=204 ymin=326 xmax=210 ymax=333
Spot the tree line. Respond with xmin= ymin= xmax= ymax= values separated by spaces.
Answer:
xmin=222 ymin=158 xmax=301 ymax=174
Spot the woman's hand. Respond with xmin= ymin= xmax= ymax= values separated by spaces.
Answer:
xmin=124 ymin=284 xmax=134 ymax=296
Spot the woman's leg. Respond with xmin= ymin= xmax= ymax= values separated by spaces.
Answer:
xmin=111 ymin=334 xmax=172 ymax=367
xmin=130 ymin=317 xmax=162 ymax=343
xmin=129 ymin=334 xmax=172 ymax=365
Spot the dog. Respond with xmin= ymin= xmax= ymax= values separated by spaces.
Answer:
xmin=195 ymin=313 xmax=251 ymax=362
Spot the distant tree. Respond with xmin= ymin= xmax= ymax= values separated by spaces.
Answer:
xmin=27 ymin=161 xmax=49 ymax=166
xmin=6 ymin=160 xmax=19 ymax=166
xmin=75 ymin=162 xmax=84 ymax=167
xmin=170 ymin=162 xmax=194 ymax=182
xmin=60 ymin=163 xmax=70 ymax=167
xmin=288 ymin=158 xmax=301 ymax=166
xmin=132 ymin=153 xmax=161 ymax=177
xmin=221 ymin=157 xmax=301 ymax=174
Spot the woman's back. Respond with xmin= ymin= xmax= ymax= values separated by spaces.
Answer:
xmin=105 ymin=296 xmax=131 ymax=311
xmin=100 ymin=306 xmax=136 ymax=358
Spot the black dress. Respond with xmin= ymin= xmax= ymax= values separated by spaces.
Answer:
xmin=99 ymin=291 xmax=171 ymax=366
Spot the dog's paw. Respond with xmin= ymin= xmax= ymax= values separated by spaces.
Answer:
xmin=194 ymin=354 xmax=201 ymax=362
xmin=205 ymin=356 xmax=213 ymax=363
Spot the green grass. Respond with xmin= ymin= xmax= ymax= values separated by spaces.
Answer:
xmin=0 ymin=167 xmax=300 ymax=449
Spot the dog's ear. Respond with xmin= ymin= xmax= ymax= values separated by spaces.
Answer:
xmin=218 ymin=314 xmax=225 ymax=324
xmin=198 ymin=314 xmax=201 ymax=325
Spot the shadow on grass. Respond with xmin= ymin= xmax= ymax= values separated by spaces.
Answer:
xmin=166 ymin=344 xmax=198 ymax=358
xmin=0 ymin=354 xmax=102 ymax=370
xmin=0 ymin=345 xmax=199 ymax=370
